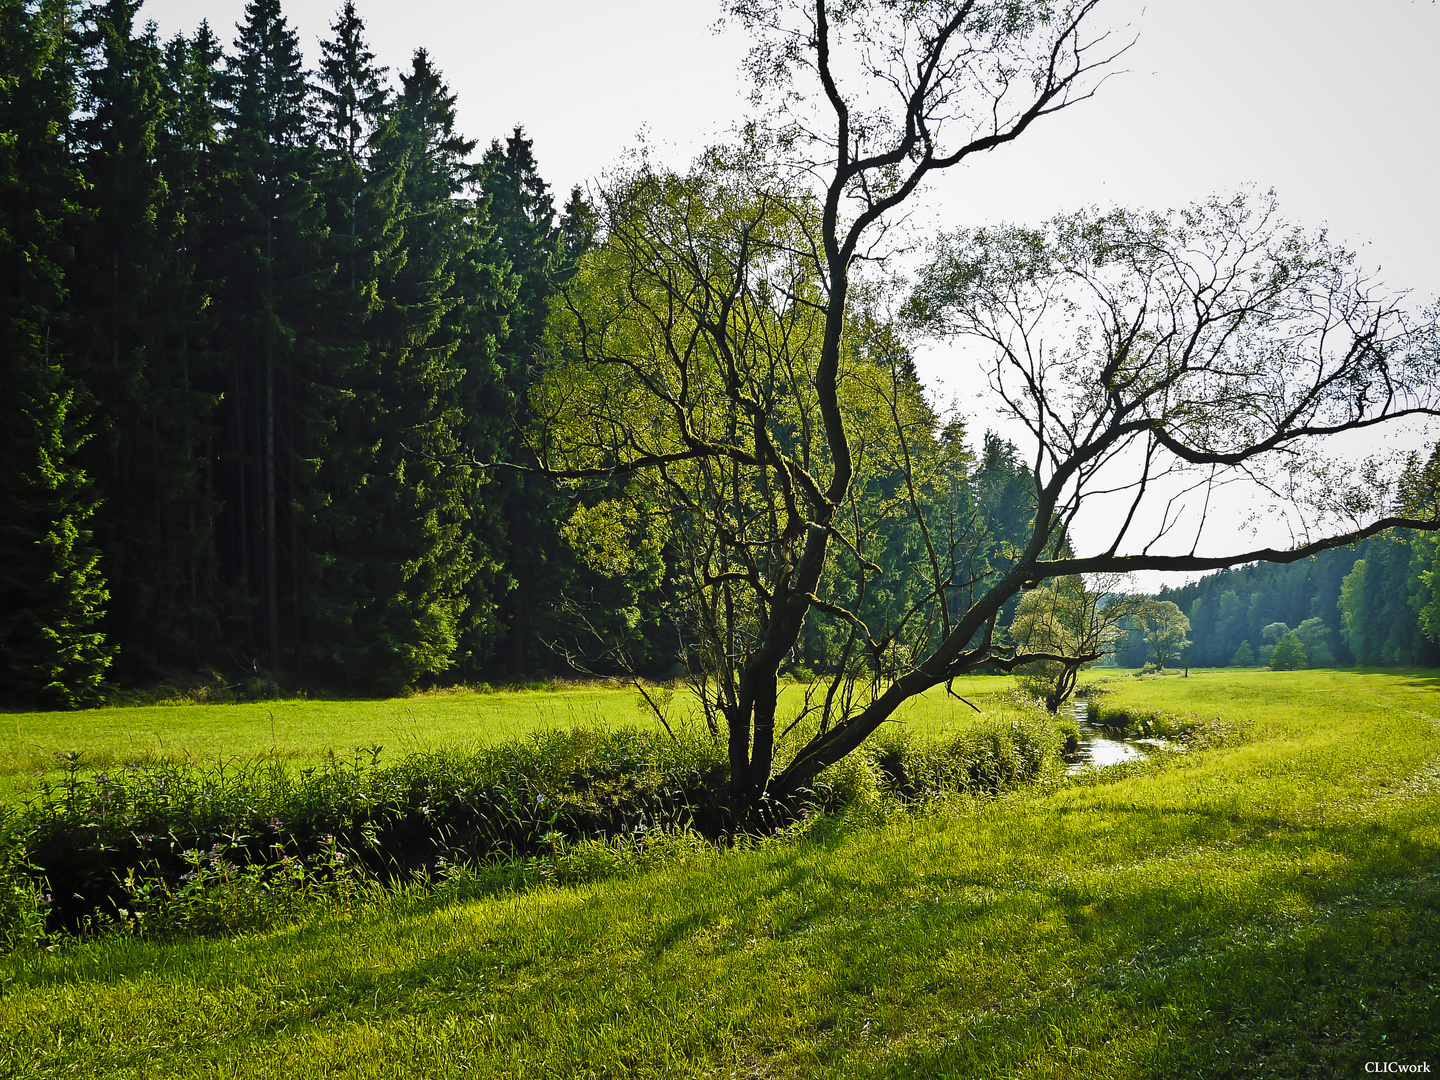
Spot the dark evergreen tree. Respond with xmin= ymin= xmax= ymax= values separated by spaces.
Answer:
xmin=0 ymin=0 xmax=115 ymax=705
xmin=304 ymin=1 xmax=394 ymax=680
xmin=73 ymin=0 xmax=216 ymax=677
xmin=476 ymin=126 xmax=570 ymax=673
xmin=213 ymin=0 xmax=330 ymax=675
xmin=334 ymin=47 xmax=484 ymax=690
xmin=153 ymin=21 xmax=227 ymax=663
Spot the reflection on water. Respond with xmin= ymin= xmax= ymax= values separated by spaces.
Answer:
xmin=1065 ymin=698 xmax=1145 ymax=773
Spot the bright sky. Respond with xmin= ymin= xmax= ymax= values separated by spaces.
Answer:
xmin=138 ymin=0 xmax=1440 ymax=581
xmin=135 ymin=0 xmax=1439 ymax=295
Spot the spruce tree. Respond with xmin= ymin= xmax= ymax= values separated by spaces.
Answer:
xmin=477 ymin=127 xmax=571 ymax=673
xmin=339 ymin=48 xmax=483 ymax=690
xmin=216 ymin=0 xmax=327 ymax=675
xmin=303 ymin=1 xmax=391 ymax=679
xmin=0 ymin=0 xmax=115 ymax=705
xmin=153 ymin=21 xmax=227 ymax=663
xmin=74 ymin=0 xmax=213 ymax=677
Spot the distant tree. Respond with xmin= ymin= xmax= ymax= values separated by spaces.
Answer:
xmin=1338 ymin=559 xmax=1369 ymax=664
xmin=1138 ymin=601 xmax=1191 ymax=670
xmin=1232 ymin=640 xmax=1257 ymax=667
xmin=1009 ymin=576 xmax=1129 ymax=711
xmin=1270 ymin=630 xmax=1307 ymax=671
xmin=1258 ymin=620 xmax=1289 ymax=665
xmin=1294 ymin=617 xmax=1334 ymax=667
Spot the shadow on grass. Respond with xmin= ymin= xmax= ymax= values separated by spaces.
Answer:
xmin=7 ymin=801 xmax=1438 ymax=1080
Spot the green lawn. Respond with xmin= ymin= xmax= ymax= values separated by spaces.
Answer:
xmin=0 ymin=676 xmax=1025 ymax=796
xmin=2 ymin=669 xmax=1437 ymax=1077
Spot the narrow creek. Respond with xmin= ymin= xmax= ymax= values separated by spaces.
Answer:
xmin=1064 ymin=697 xmax=1148 ymax=773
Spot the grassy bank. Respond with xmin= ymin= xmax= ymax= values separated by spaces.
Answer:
xmin=0 ymin=677 xmax=1026 ymax=796
xmin=2 ymin=669 xmax=1437 ymax=1077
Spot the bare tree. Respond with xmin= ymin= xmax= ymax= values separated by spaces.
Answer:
xmin=520 ymin=1 xmax=1440 ymax=813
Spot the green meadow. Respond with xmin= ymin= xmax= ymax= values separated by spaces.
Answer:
xmin=0 ymin=677 xmax=1017 ymax=796
xmin=2 ymin=669 xmax=1438 ymax=1078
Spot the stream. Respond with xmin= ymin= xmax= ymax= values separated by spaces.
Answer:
xmin=1063 ymin=697 xmax=1164 ymax=773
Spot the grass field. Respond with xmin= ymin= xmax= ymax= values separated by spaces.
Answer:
xmin=0 ymin=676 xmax=1024 ymax=797
xmin=2 ymin=668 xmax=1438 ymax=1077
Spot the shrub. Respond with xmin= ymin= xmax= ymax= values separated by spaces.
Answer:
xmin=1086 ymin=703 xmax=1252 ymax=749
xmin=1270 ymin=630 xmax=1308 ymax=671
xmin=1 ymin=727 xmax=729 ymax=938
xmin=0 ymin=842 xmax=51 ymax=952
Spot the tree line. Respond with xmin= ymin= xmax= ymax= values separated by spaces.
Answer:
xmin=0 ymin=0 xmax=617 ymax=704
xmin=1115 ymin=522 xmax=1440 ymax=670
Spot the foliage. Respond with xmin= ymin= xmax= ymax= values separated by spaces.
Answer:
xmin=1232 ymin=639 xmax=1256 ymax=667
xmin=1137 ymin=599 xmax=1191 ymax=670
xmin=527 ymin=4 xmax=1440 ymax=813
xmin=1269 ymin=629 xmax=1308 ymax=671
xmin=0 ymin=0 xmax=538 ymax=703
xmin=2 ymin=727 xmax=729 ymax=934
xmin=1144 ymin=526 xmax=1440 ymax=669
xmin=1008 ymin=576 xmax=1128 ymax=710
xmin=0 ymin=843 xmax=51 ymax=953
xmin=0 ymin=687 xmax=1065 ymax=942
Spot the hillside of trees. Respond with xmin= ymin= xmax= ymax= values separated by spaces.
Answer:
xmin=1113 ymin=528 xmax=1440 ymax=670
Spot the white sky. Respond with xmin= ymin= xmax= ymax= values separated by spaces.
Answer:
xmin=138 ymin=0 xmax=1440 ymax=583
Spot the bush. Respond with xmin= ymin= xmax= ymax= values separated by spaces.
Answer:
xmin=0 ymin=842 xmax=51 ymax=952
xmin=1086 ymin=703 xmax=1252 ymax=749
xmin=1270 ymin=630 xmax=1308 ymax=671
xmin=1 ymin=727 xmax=729 ymax=939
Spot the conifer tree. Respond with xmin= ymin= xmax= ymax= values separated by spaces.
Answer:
xmin=338 ymin=48 xmax=482 ymax=690
xmin=0 ymin=0 xmax=115 ymax=705
xmin=304 ymin=1 xmax=394 ymax=678
xmin=73 ymin=0 xmax=214 ymax=676
xmin=216 ymin=0 xmax=327 ymax=674
xmin=477 ymin=127 xmax=571 ymax=673
xmin=153 ymin=21 xmax=227 ymax=661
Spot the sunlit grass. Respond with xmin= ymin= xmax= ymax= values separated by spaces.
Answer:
xmin=0 ymin=676 xmax=1029 ymax=797
xmin=2 ymin=669 xmax=1437 ymax=1077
